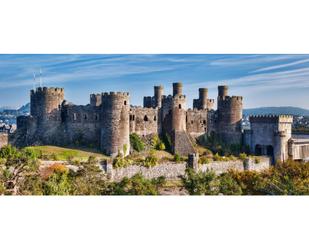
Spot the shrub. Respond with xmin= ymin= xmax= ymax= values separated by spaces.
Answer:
xmin=113 ymin=157 xmax=133 ymax=168
xmin=106 ymin=174 xmax=165 ymax=195
xmin=130 ymin=133 xmax=145 ymax=152
xmin=161 ymin=133 xmax=172 ymax=152
xmin=173 ymin=153 xmax=181 ymax=163
xmin=152 ymin=135 xmax=166 ymax=151
xmin=239 ymin=153 xmax=248 ymax=161
xmin=254 ymin=157 xmax=261 ymax=164
xmin=199 ymin=156 xmax=210 ymax=164
xmin=219 ymin=173 xmax=242 ymax=195
xmin=181 ymin=168 xmax=220 ymax=195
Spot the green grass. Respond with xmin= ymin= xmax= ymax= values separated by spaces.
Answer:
xmin=25 ymin=145 xmax=109 ymax=161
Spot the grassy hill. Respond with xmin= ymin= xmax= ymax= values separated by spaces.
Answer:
xmin=26 ymin=145 xmax=109 ymax=161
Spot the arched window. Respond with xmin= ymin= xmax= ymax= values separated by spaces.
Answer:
xmin=124 ymin=101 xmax=127 ymax=105
xmin=73 ymin=113 xmax=77 ymax=121
xmin=154 ymin=116 xmax=156 ymax=121
xmin=84 ymin=114 xmax=87 ymax=120
xmin=179 ymin=104 xmax=181 ymax=109
xmin=144 ymin=115 xmax=148 ymax=121
xmin=203 ymin=120 xmax=206 ymax=125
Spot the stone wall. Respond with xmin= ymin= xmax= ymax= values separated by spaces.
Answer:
xmin=129 ymin=107 xmax=159 ymax=136
xmin=103 ymin=156 xmax=270 ymax=182
xmin=186 ymin=108 xmax=208 ymax=137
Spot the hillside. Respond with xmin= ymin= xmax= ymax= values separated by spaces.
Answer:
xmin=243 ymin=106 xmax=309 ymax=116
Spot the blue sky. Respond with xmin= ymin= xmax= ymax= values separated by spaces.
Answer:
xmin=0 ymin=54 xmax=309 ymax=109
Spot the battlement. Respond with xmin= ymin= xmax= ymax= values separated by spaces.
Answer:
xmin=31 ymin=87 xmax=64 ymax=95
xmin=250 ymin=115 xmax=293 ymax=124
xmin=102 ymin=92 xmax=130 ymax=97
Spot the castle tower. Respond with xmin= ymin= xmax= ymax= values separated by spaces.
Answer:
xmin=90 ymin=93 xmax=102 ymax=107
xmin=30 ymin=87 xmax=64 ymax=122
xmin=198 ymin=88 xmax=208 ymax=109
xmin=173 ymin=82 xmax=183 ymax=96
xmin=218 ymin=85 xmax=228 ymax=99
xmin=172 ymin=95 xmax=187 ymax=132
xmin=217 ymin=85 xmax=243 ymax=144
xmin=154 ymin=85 xmax=164 ymax=108
xmin=101 ymin=92 xmax=130 ymax=157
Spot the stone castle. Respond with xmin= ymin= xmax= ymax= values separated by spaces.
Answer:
xmin=14 ymin=82 xmax=309 ymax=162
xmin=15 ymin=83 xmax=242 ymax=156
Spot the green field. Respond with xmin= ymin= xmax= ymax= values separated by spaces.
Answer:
xmin=25 ymin=145 xmax=109 ymax=161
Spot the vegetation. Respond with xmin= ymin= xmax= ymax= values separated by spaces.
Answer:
xmin=25 ymin=145 xmax=107 ymax=161
xmin=130 ymin=133 xmax=145 ymax=152
xmin=105 ymin=174 xmax=165 ymax=195
xmin=197 ymin=132 xmax=243 ymax=157
xmin=182 ymin=160 xmax=309 ymax=195
xmin=1 ymin=145 xmax=309 ymax=195
xmin=151 ymin=135 xmax=166 ymax=151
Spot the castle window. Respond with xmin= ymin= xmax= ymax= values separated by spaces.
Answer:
xmin=84 ymin=114 xmax=87 ymax=120
xmin=154 ymin=116 xmax=156 ymax=121
xmin=73 ymin=113 xmax=77 ymax=121
xmin=191 ymin=120 xmax=194 ymax=124
xmin=124 ymin=101 xmax=127 ymax=105
xmin=179 ymin=104 xmax=182 ymax=109
xmin=95 ymin=114 xmax=99 ymax=121
xmin=203 ymin=120 xmax=206 ymax=125
xmin=144 ymin=115 xmax=148 ymax=122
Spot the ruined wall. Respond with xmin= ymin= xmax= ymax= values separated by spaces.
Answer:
xmin=101 ymin=92 xmax=130 ymax=157
xmin=186 ymin=108 xmax=208 ymax=137
xmin=129 ymin=107 xmax=159 ymax=136
xmin=61 ymin=103 xmax=101 ymax=147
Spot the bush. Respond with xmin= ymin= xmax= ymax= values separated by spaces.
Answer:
xmin=113 ymin=156 xmax=133 ymax=168
xmin=219 ymin=173 xmax=242 ymax=195
xmin=254 ymin=157 xmax=261 ymax=164
xmin=106 ymin=174 xmax=166 ymax=195
xmin=239 ymin=153 xmax=248 ymax=161
xmin=174 ymin=153 xmax=181 ymax=163
xmin=161 ymin=133 xmax=172 ymax=152
xmin=199 ymin=156 xmax=210 ymax=164
xmin=181 ymin=168 xmax=220 ymax=195
xmin=152 ymin=135 xmax=166 ymax=151
xmin=130 ymin=133 xmax=145 ymax=152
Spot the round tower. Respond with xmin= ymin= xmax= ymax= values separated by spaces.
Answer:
xmin=30 ymin=87 xmax=64 ymax=121
xmin=173 ymin=82 xmax=183 ymax=96
xmin=218 ymin=85 xmax=228 ymax=99
xmin=198 ymin=88 xmax=208 ymax=109
xmin=100 ymin=92 xmax=130 ymax=157
xmin=154 ymin=85 xmax=164 ymax=108
xmin=217 ymin=95 xmax=243 ymax=143
xmin=172 ymin=95 xmax=187 ymax=131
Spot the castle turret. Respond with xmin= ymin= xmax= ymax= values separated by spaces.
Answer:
xmin=90 ymin=93 xmax=102 ymax=107
xmin=217 ymin=85 xmax=243 ymax=144
xmin=173 ymin=82 xmax=183 ymax=96
xmin=101 ymin=92 xmax=130 ymax=157
xmin=198 ymin=88 xmax=208 ymax=109
xmin=30 ymin=87 xmax=64 ymax=122
xmin=218 ymin=85 xmax=228 ymax=99
xmin=172 ymin=95 xmax=187 ymax=132
xmin=154 ymin=85 xmax=164 ymax=108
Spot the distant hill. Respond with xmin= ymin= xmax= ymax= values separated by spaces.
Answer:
xmin=17 ymin=103 xmax=30 ymax=114
xmin=243 ymin=106 xmax=309 ymax=116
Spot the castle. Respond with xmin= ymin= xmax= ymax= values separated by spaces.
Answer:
xmin=14 ymin=82 xmax=309 ymax=163
xmin=15 ymin=83 xmax=243 ymax=157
